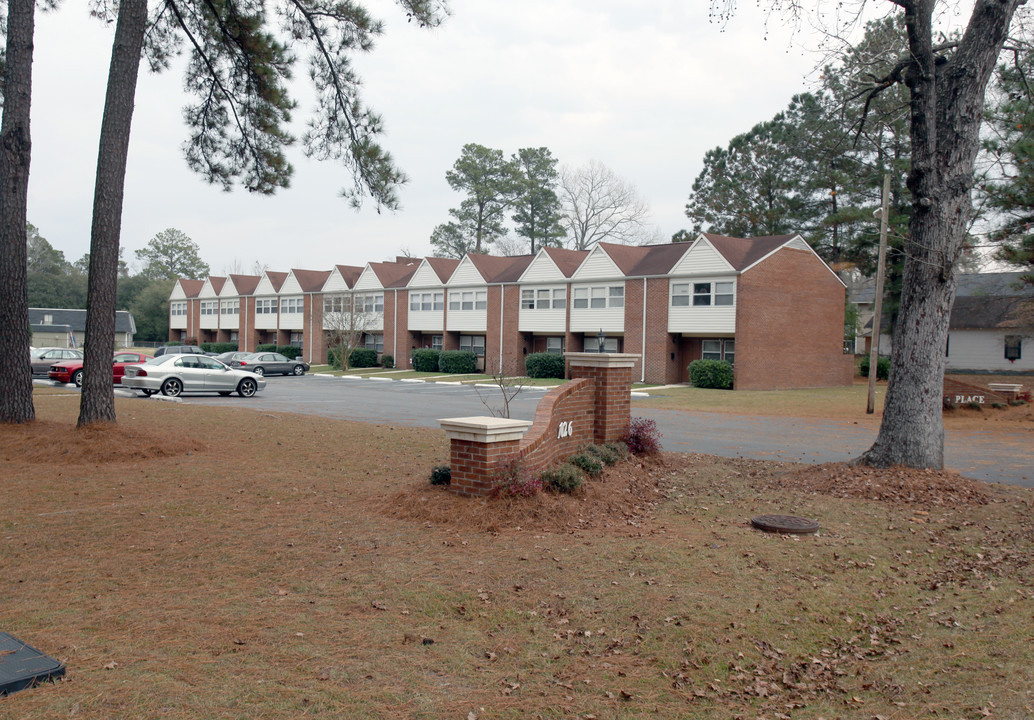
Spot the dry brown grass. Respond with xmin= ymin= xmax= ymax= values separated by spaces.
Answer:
xmin=2 ymin=390 xmax=1033 ymax=719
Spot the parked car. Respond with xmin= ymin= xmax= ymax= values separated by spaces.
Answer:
xmin=214 ymin=351 xmax=250 ymax=364
xmin=153 ymin=345 xmax=208 ymax=357
xmin=48 ymin=351 xmax=153 ymax=387
xmin=230 ymin=352 xmax=309 ymax=376
xmin=30 ymin=347 xmax=83 ymax=377
xmin=122 ymin=354 xmax=266 ymax=397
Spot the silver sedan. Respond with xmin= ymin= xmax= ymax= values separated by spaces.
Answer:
xmin=122 ymin=354 xmax=266 ymax=398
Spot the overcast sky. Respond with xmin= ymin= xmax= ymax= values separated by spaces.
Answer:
xmin=27 ymin=1 xmax=836 ymax=277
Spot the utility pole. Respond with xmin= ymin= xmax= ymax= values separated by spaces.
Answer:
xmin=867 ymin=173 xmax=890 ymax=415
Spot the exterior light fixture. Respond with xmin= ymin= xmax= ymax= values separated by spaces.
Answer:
xmin=597 ymin=328 xmax=605 ymax=354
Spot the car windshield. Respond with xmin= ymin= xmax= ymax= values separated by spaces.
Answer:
xmin=144 ymin=355 xmax=176 ymax=366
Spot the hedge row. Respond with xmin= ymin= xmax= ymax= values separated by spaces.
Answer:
xmin=525 ymin=352 xmax=565 ymax=379
xmin=409 ymin=348 xmax=478 ymax=374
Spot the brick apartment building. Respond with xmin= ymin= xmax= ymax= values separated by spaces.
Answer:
xmin=168 ymin=233 xmax=854 ymax=390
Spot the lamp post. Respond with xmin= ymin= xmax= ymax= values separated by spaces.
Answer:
xmin=597 ymin=328 xmax=605 ymax=354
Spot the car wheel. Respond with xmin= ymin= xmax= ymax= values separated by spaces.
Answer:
xmin=72 ymin=369 xmax=84 ymax=387
xmin=161 ymin=378 xmax=183 ymax=397
xmin=252 ymin=366 xmax=265 ymax=377
xmin=292 ymin=364 xmax=304 ymax=376
xmin=141 ymin=389 xmax=157 ymax=397
xmin=237 ymin=378 xmax=257 ymax=398
xmin=218 ymin=391 xmax=231 ymax=396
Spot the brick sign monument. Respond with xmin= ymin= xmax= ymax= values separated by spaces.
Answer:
xmin=439 ymin=353 xmax=640 ymax=497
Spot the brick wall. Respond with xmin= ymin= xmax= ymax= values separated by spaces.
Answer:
xmin=448 ymin=437 xmax=524 ymax=497
xmin=570 ymin=362 xmax=633 ymax=443
xmin=734 ymin=248 xmax=854 ymax=390
xmin=517 ymin=379 xmax=596 ymax=472
xmin=306 ymin=294 xmax=325 ymax=365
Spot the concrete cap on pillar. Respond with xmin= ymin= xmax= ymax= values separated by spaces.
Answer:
xmin=439 ymin=416 xmax=532 ymax=443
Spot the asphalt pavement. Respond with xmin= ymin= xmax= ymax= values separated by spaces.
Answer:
xmin=123 ymin=373 xmax=1033 ymax=488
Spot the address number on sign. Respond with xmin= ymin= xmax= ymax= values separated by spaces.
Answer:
xmin=557 ymin=421 xmax=574 ymax=439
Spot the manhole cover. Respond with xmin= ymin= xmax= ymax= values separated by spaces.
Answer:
xmin=751 ymin=514 xmax=820 ymax=535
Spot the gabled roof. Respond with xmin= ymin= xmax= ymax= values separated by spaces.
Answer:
xmin=597 ymin=242 xmax=689 ymax=277
xmin=177 ymin=278 xmax=205 ymax=298
xmin=291 ymin=269 xmax=332 ymax=293
xmin=332 ymin=264 xmax=364 ymax=290
xmin=265 ymin=271 xmax=288 ymax=292
xmin=467 ymin=254 xmax=535 ymax=283
xmin=956 ymin=272 xmax=1034 ymax=298
xmin=541 ymin=247 xmax=589 ymax=277
xmin=702 ymin=233 xmax=799 ymax=271
xmin=207 ymin=276 xmax=227 ymax=294
xmin=951 ymin=296 xmax=1034 ymax=330
xmin=368 ymin=260 xmax=419 ymax=289
xmin=29 ymin=308 xmax=136 ymax=334
xmin=426 ymin=257 xmax=461 ymax=282
xmin=227 ymin=274 xmax=261 ymax=296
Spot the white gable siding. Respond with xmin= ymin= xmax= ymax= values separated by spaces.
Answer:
xmin=199 ymin=280 xmax=219 ymax=299
xmin=572 ymin=247 xmax=621 ymax=281
xmin=322 ymin=271 xmax=352 ymax=293
xmin=169 ymin=283 xmax=187 ymax=301
xmin=519 ymin=253 xmax=565 ymax=283
xmin=785 ymin=237 xmax=811 ymax=252
xmin=353 ymin=267 xmax=383 ymax=291
xmin=947 ymin=330 xmax=1034 ymax=373
xmin=279 ymin=275 xmax=303 ymax=295
xmin=253 ymin=275 xmax=278 ymax=296
xmin=448 ymin=258 xmax=487 ymax=287
xmin=670 ymin=240 xmax=734 ymax=276
xmin=409 ymin=262 xmax=444 ymax=288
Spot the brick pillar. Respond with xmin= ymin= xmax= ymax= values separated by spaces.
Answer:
xmin=566 ymin=352 xmax=640 ymax=444
xmin=439 ymin=417 xmax=531 ymax=497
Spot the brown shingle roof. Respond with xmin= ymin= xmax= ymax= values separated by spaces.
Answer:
xmin=467 ymin=254 xmax=535 ymax=283
xmin=369 ymin=260 xmax=419 ymax=288
xmin=541 ymin=247 xmax=589 ymax=277
xmin=426 ymin=257 xmax=461 ymax=282
xmin=291 ymin=269 xmax=332 ymax=293
xmin=178 ymin=279 xmax=204 ymax=298
xmin=702 ymin=233 xmax=798 ymax=271
xmin=208 ymin=276 xmax=226 ymax=294
xmin=265 ymin=271 xmax=289 ymax=292
xmin=333 ymin=265 xmax=364 ymax=289
xmin=950 ymin=296 xmax=1034 ymax=330
xmin=228 ymin=274 xmax=261 ymax=296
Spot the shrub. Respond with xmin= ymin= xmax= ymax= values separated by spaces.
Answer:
xmin=410 ymin=348 xmax=441 ymax=372
xmin=492 ymin=459 xmax=542 ymax=497
xmin=256 ymin=343 xmax=278 ymax=353
xmin=525 ymin=352 xmax=565 ymax=379
xmin=541 ymin=463 xmax=584 ymax=494
xmin=621 ymin=417 xmax=662 ymax=456
xmin=568 ymin=451 xmax=604 ymax=477
xmin=688 ymin=359 xmax=734 ymax=389
xmin=429 ymin=465 xmax=451 ymax=486
xmin=859 ymin=355 xmax=891 ymax=380
xmin=201 ymin=342 xmax=239 ymax=354
xmin=277 ymin=346 xmax=301 ymax=360
xmin=584 ymin=443 xmax=621 ymax=466
xmin=381 ymin=354 xmax=394 ymax=369
xmin=966 ymin=400 xmax=983 ymax=411
xmin=439 ymin=350 xmax=477 ymax=374
xmin=348 ymin=347 xmax=379 ymax=368
xmin=943 ymin=396 xmax=957 ymax=411
xmin=602 ymin=441 xmax=630 ymax=462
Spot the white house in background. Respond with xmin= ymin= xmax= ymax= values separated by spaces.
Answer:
xmin=29 ymin=308 xmax=137 ymax=348
xmin=947 ymin=272 xmax=1034 ymax=373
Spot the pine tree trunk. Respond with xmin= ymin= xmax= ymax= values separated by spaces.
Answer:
xmin=0 ymin=0 xmax=37 ymax=424
xmin=859 ymin=0 xmax=1020 ymax=469
xmin=78 ymin=0 xmax=148 ymax=427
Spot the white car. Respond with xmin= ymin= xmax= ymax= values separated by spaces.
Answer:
xmin=122 ymin=354 xmax=266 ymax=398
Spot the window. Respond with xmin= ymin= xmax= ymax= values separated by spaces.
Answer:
xmin=433 ymin=292 xmax=444 ymax=311
xmin=1005 ymin=335 xmax=1022 ymax=361
xmin=43 ymin=313 xmax=54 ymax=324
xmin=552 ymin=291 xmax=566 ymax=310
xmin=325 ymin=295 xmax=347 ymax=314
xmin=452 ymin=290 xmax=486 ymax=311
xmin=256 ymin=298 xmax=278 ymax=314
xmin=421 ymin=293 xmax=433 ymax=311
xmin=702 ymin=339 xmax=734 ymax=363
xmin=461 ymin=291 xmax=474 ymax=311
xmin=671 ymin=283 xmax=690 ymax=306
xmin=475 ymin=291 xmax=487 ymax=310
xmin=170 ymin=303 xmax=188 ymax=317
xmin=431 ymin=335 xmax=443 ymax=350
xmin=281 ymin=298 xmax=302 ymax=314
xmin=459 ymin=334 xmax=486 ymax=356
xmin=573 ymin=285 xmax=624 ymax=309
xmin=521 ymin=289 xmax=534 ymax=310
xmin=410 ymin=294 xmax=420 ymax=311
xmin=585 ymin=336 xmax=619 ymax=353
xmin=693 ymin=283 xmax=712 ymax=306
xmin=449 ymin=292 xmax=460 ymax=311
xmin=290 ymin=333 xmax=303 ymax=347
xmin=221 ymin=300 xmax=239 ymax=315
xmin=364 ymin=333 xmax=384 ymax=353
xmin=715 ymin=282 xmax=734 ymax=306
xmin=546 ymin=336 xmax=565 ymax=354
xmin=357 ymin=294 xmax=383 ymax=313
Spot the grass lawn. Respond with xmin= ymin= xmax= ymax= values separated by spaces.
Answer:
xmin=2 ymin=389 xmax=1032 ymax=718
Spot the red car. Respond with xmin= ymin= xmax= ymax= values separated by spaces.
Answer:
xmin=48 ymin=351 xmax=153 ymax=387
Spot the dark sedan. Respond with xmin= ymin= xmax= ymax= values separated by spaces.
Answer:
xmin=30 ymin=347 xmax=83 ymax=377
xmin=230 ymin=352 xmax=309 ymax=377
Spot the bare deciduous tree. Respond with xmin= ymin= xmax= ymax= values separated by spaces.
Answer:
xmin=559 ymin=160 xmax=655 ymax=250
xmin=323 ymin=293 xmax=375 ymax=371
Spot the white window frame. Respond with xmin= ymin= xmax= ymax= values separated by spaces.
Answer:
xmin=459 ymin=334 xmax=486 ymax=356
